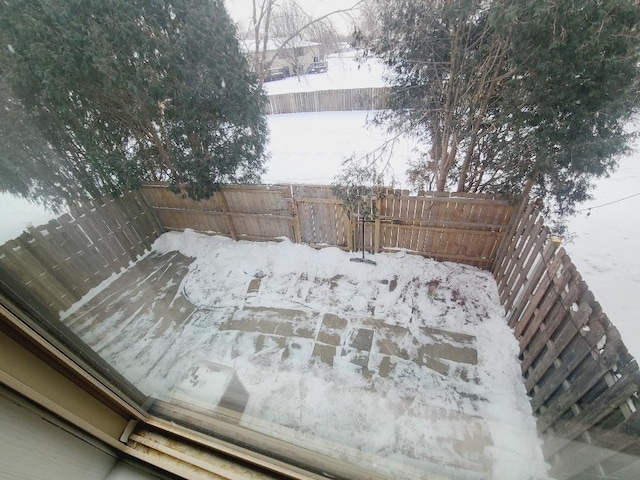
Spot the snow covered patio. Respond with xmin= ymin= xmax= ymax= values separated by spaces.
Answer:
xmin=62 ymin=230 xmax=546 ymax=480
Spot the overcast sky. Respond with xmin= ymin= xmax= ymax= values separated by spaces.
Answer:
xmin=224 ymin=0 xmax=363 ymax=36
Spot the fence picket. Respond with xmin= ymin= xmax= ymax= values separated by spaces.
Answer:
xmin=139 ymin=185 xmax=511 ymax=267
xmin=266 ymin=87 xmax=390 ymax=114
xmin=492 ymin=198 xmax=640 ymax=479
xmin=0 ymin=191 xmax=163 ymax=318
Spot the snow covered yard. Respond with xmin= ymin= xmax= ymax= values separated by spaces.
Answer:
xmin=263 ymin=111 xmax=417 ymax=186
xmin=263 ymin=52 xmax=388 ymax=95
xmin=62 ymin=230 xmax=547 ymax=480
xmin=3 ymin=50 xmax=637 ymax=365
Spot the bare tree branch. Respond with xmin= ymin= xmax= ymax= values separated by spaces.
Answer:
xmin=248 ymin=0 xmax=364 ymax=87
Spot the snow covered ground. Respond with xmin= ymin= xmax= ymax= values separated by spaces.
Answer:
xmin=1 ymin=50 xmax=638 ymax=372
xmin=263 ymin=110 xmax=416 ymax=186
xmin=263 ymin=113 xmax=640 ymax=362
xmin=63 ymin=230 xmax=548 ymax=479
xmin=263 ymin=52 xmax=388 ymax=95
xmin=563 ymin=140 xmax=640 ymax=362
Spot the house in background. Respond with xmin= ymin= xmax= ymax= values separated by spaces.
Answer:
xmin=242 ymin=36 xmax=327 ymax=81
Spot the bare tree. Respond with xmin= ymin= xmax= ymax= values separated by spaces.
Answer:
xmin=269 ymin=2 xmax=314 ymax=76
xmin=353 ymin=0 xmax=383 ymax=46
xmin=246 ymin=0 xmax=363 ymax=88
xmin=370 ymin=0 xmax=515 ymax=193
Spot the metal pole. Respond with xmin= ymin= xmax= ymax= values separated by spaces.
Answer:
xmin=361 ymin=215 xmax=365 ymax=260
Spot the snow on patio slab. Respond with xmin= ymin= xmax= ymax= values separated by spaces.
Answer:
xmin=62 ymin=230 xmax=547 ymax=480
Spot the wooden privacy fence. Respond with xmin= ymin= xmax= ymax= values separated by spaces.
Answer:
xmin=0 ymin=191 xmax=163 ymax=319
xmin=265 ymin=87 xmax=390 ymax=114
xmin=493 ymin=201 xmax=640 ymax=479
xmin=140 ymin=184 xmax=513 ymax=269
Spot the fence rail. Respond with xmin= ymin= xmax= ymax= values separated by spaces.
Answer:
xmin=266 ymin=87 xmax=390 ymax=114
xmin=0 ymin=191 xmax=163 ymax=319
xmin=141 ymin=184 xmax=513 ymax=269
xmin=493 ymin=201 xmax=640 ymax=479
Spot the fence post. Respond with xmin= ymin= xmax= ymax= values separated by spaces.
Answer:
xmin=217 ymin=190 xmax=238 ymax=241
xmin=492 ymin=195 xmax=529 ymax=276
xmin=290 ymin=196 xmax=303 ymax=244
xmin=374 ymin=198 xmax=382 ymax=254
xmin=347 ymin=216 xmax=354 ymax=252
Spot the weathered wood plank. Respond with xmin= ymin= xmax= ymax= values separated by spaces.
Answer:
xmin=16 ymin=230 xmax=85 ymax=302
xmin=295 ymin=197 xmax=342 ymax=205
xmin=378 ymin=223 xmax=504 ymax=238
xmin=95 ymin=198 xmax=141 ymax=260
xmin=0 ymin=240 xmax=71 ymax=313
xmin=129 ymin=190 xmax=164 ymax=243
xmin=24 ymin=225 xmax=86 ymax=297
xmin=491 ymin=197 xmax=529 ymax=276
xmin=495 ymin=204 xmax=538 ymax=290
xmin=501 ymin=217 xmax=545 ymax=307
xmin=504 ymin=224 xmax=549 ymax=313
xmin=524 ymin=299 xmax=592 ymax=394
xmin=217 ymin=190 xmax=238 ymax=241
xmin=379 ymin=248 xmax=493 ymax=267
xmin=518 ymin=258 xmax=577 ymax=358
xmin=389 ymin=195 xmax=510 ymax=207
xmin=507 ymin=240 xmax=562 ymax=330
xmin=231 ymin=215 xmax=294 ymax=241
xmin=41 ymin=218 xmax=95 ymax=287
xmin=56 ymin=216 xmax=108 ymax=286
xmin=69 ymin=207 xmax=124 ymax=275
xmin=534 ymin=317 xmax=630 ymax=423
xmin=290 ymin=199 xmax=303 ymax=244
xmin=107 ymin=196 xmax=149 ymax=256
xmin=426 ymin=199 xmax=443 ymax=255
xmin=542 ymin=358 xmax=639 ymax=458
